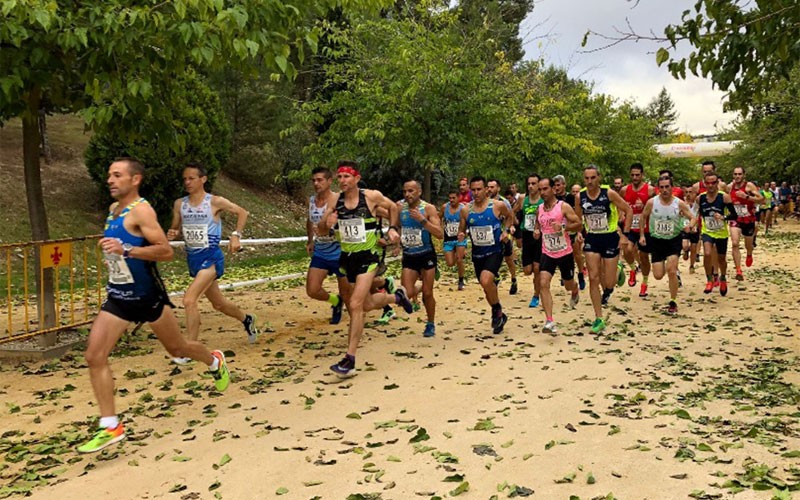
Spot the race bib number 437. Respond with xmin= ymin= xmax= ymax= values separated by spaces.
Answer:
xmin=104 ymin=253 xmax=135 ymax=285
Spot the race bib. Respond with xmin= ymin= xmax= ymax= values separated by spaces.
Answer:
xmin=631 ymin=214 xmax=641 ymax=230
xmin=704 ymin=216 xmax=724 ymax=231
xmin=445 ymin=220 xmax=460 ymax=238
xmin=182 ymin=224 xmax=208 ymax=249
xmin=543 ymin=232 xmax=568 ymax=253
xmin=104 ymin=253 xmax=134 ymax=285
xmin=470 ymin=225 xmax=495 ymax=246
xmin=338 ymin=218 xmax=367 ymax=244
xmin=585 ymin=213 xmax=609 ymax=232
xmin=524 ymin=213 xmax=536 ymax=231
xmin=654 ymin=219 xmax=674 ymax=237
xmin=401 ymin=227 xmax=423 ymax=248
xmin=734 ymin=204 xmax=750 ymax=218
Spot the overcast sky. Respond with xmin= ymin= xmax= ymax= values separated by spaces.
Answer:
xmin=520 ymin=0 xmax=737 ymax=136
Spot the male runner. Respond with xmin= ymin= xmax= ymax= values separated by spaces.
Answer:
xmin=622 ymin=163 xmax=655 ymax=296
xmin=441 ymin=190 xmax=467 ymax=290
xmin=457 ymin=177 xmax=473 ymax=204
xmin=574 ymin=165 xmax=633 ymax=334
xmin=639 ymin=176 xmax=697 ymax=314
xmin=305 ymin=166 xmax=349 ymax=324
xmin=487 ymin=179 xmax=518 ymax=294
xmin=398 ymin=180 xmax=443 ymax=337
xmin=317 ymin=161 xmax=413 ymax=377
xmin=514 ymin=174 xmax=543 ymax=307
xmin=697 ymin=171 xmax=738 ymax=296
xmin=167 ymin=163 xmax=259 ymax=364
xmin=459 ymin=176 xmax=513 ymax=334
xmin=728 ymin=166 xmax=764 ymax=280
xmin=568 ymin=182 xmax=587 ymax=290
xmin=681 ymin=186 xmax=700 ymax=273
xmin=692 ymin=161 xmax=727 ymax=288
xmin=612 ymin=177 xmax=625 ymax=194
xmin=535 ymin=177 xmax=582 ymax=333
xmin=79 ymin=158 xmax=229 ymax=453
xmin=759 ymin=181 xmax=774 ymax=235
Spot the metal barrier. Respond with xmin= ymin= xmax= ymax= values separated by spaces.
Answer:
xmin=1 ymin=235 xmax=307 ymax=345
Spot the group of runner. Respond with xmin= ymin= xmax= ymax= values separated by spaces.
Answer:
xmin=81 ymin=157 xmax=784 ymax=454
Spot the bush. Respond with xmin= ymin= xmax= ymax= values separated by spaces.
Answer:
xmin=85 ymin=70 xmax=231 ymax=225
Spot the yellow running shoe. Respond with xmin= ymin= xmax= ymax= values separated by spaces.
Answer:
xmin=210 ymin=350 xmax=230 ymax=392
xmin=76 ymin=424 xmax=125 ymax=453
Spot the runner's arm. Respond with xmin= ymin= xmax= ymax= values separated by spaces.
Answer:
xmin=747 ymin=183 xmax=765 ymax=204
xmin=457 ymin=206 xmax=467 ymax=242
xmin=213 ymin=196 xmax=248 ymax=253
xmin=317 ymin=192 xmax=340 ymax=235
xmin=368 ymin=190 xmax=400 ymax=244
xmin=561 ymin=203 xmax=582 ymax=233
xmin=678 ymin=201 xmax=697 ymax=230
xmin=166 ymin=199 xmax=182 ymax=240
xmin=722 ymin=194 xmax=738 ymax=221
xmin=638 ymin=200 xmax=653 ymax=244
xmin=423 ymin=203 xmax=444 ymax=240
xmin=100 ymin=203 xmax=174 ymax=261
xmin=609 ymin=189 xmax=634 ymax=233
xmin=306 ymin=216 xmax=315 ymax=255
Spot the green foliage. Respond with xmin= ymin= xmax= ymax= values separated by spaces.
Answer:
xmin=84 ymin=72 xmax=231 ymax=224
xmin=659 ymin=1 xmax=800 ymax=113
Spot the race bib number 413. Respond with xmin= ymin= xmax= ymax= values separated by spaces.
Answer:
xmin=338 ymin=218 xmax=367 ymax=244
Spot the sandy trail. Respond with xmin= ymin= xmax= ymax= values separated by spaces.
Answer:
xmin=1 ymin=224 xmax=799 ymax=500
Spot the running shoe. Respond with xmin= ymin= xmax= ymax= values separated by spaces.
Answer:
xmin=639 ymin=283 xmax=648 ymax=298
xmin=491 ymin=312 xmax=508 ymax=334
xmin=569 ymin=289 xmax=580 ymax=308
xmin=384 ymin=276 xmax=397 ymax=294
xmin=577 ymin=272 xmax=586 ymax=291
xmin=330 ymin=296 xmax=343 ymax=325
xmin=528 ymin=295 xmax=540 ymax=308
xmin=376 ymin=308 xmax=395 ymax=325
xmin=542 ymin=320 xmax=557 ymax=335
xmin=745 ymin=255 xmax=753 ymax=267
xmin=423 ymin=322 xmax=435 ymax=338
xmin=617 ymin=263 xmax=626 ymax=287
xmin=77 ymin=424 xmax=126 ymax=454
xmin=601 ymin=289 xmax=612 ymax=306
xmin=719 ymin=280 xmax=728 ymax=297
xmin=412 ymin=301 xmax=421 ymax=312
xmin=667 ymin=301 xmax=678 ymax=315
xmin=628 ymin=269 xmax=637 ymax=287
xmin=210 ymin=350 xmax=230 ymax=392
xmin=243 ymin=314 xmax=260 ymax=343
xmin=735 ymin=269 xmax=744 ymax=282
xmin=509 ymin=279 xmax=518 ymax=295
xmin=330 ymin=355 xmax=356 ymax=378
xmin=172 ymin=357 xmax=193 ymax=365
xmin=457 ymin=277 xmax=465 ymax=291
xmin=703 ymin=281 xmax=713 ymax=294
xmin=713 ymin=275 xmax=720 ymax=288
xmin=590 ymin=318 xmax=606 ymax=334
xmin=394 ymin=287 xmax=413 ymax=313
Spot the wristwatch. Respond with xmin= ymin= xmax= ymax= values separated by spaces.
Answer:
xmin=122 ymin=243 xmax=133 ymax=258
xmin=231 ymin=231 xmax=242 ymax=238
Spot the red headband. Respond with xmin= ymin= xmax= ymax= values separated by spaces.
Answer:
xmin=338 ymin=166 xmax=360 ymax=177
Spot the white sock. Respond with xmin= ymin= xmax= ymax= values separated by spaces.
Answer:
xmin=99 ymin=415 xmax=119 ymax=429
xmin=209 ymin=357 xmax=220 ymax=371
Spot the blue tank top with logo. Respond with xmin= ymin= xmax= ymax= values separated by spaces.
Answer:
xmin=400 ymin=200 xmax=434 ymax=255
xmin=442 ymin=203 xmax=462 ymax=242
xmin=103 ymin=198 xmax=159 ymax=300
xmin=467 ymin=201 xmax=503 ymax=258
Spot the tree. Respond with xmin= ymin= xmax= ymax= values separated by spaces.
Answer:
xmin=457 ymin=0 xmax=535 ymax=65
xmin=645 ymin=87 xmax=678 ymax=139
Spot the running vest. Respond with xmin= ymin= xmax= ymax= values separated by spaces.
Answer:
xmin=649 ymin=197 xmax=683 ymax=239
xmin=309 ymin=194 xmax=340 ymax=260
xmin=335 ymin=189 xmax=379 ymax=253
xmin=624 ymin=183 xmax=651 ymax=232
xmin=521 ymin=195 xmax=543 ymax=232
xmin=467 ymin=200 xmax=503 ymax=257
xmin=399 ymin=200 xmax=434 ymax=255
xmin=760 ymin=189 xmax=772 ymax=210
xmin=579 ymin=186 xmax=619 ymax=234
xmin=180 ymin=193 xmax=222 ymax=253
xmin=537 ymin=200 xmax=572 ymax=258
xmin=442 ymin=203 xmax=462 ymax=242
xmin=729 ymin=182 xmax=756 ymax=223
xmin=103 ymin=198 xmax=159 ymax=300
xmin=699 ymin=192 xmax=729 ymax=239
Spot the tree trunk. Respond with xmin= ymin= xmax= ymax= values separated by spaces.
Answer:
xmin=423 ymin=165 xmax=432 ymax=202
xmin=22 ymin=87 xmax=57 ymax=347
xmin=38 ymin=109 xmax=51 ymax=164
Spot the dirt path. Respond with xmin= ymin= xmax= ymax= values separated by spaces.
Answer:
xmin=1 ymin=224 xmax=799 ymax=499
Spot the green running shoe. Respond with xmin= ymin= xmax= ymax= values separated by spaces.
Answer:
xmin=76 ymin=424 xmax=126 ymax=454
xmin=616 ymin=262 xmax=625 ymax=287
xmin=210 ymin=350 xmax=230 ymax=392
xmin=591 ymin=318 xmax=606 ymax=334
xmin=377 ymin=308 xmax=395 ymax=325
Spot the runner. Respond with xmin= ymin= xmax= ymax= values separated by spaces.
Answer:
xmin=681 ymin=186 xmax=700 ymax=273
xmin=398 ymin=180 xmax=443 ymax=337
xmin=317 ymin=161 xmax=413 ymax=378
xmin=535 ymin=177 xmax=582 ymax=333
xmin=441 ymin=190 xmax=467 ymax=291
xmin=728 ymin=166 xmax=763 ymax=280
xmin=79 ymin=158 xmax=229 ymax=453
xmin=759 ymin=181 xmax=774 ymax=235
xmin=514 ymin=174 xmax=543 ymax=307
xmin=612 ymin=176 xmax=625 ymax=194
xmin=568 ymin=183 xmax=587 ymax=290
xmin=457 ymin=177 xmax=473 ymax=205
xmin=487 ymin=179 xmax=518 ymax=295
xmin=574 ymin=165 xmax=633 ymax=334
xmin=697 ymin=171 xmax=738 ymax=296
xmin=305 ymin=167 xmax=349 ymax=324
xmin=166 ymin=163 xmax=259 ymax=365
xmin=459 ymin=176 xmax=513 ymax=334
xmin=779 ymin=181 xmax=792 ymax=220
xmin=692 ymin=161 xmax=727 ymax=288
xmin=622 ymin=162 xmax=655 ymax=297
xmin=639 ymin=175 xmax=697 ymax=314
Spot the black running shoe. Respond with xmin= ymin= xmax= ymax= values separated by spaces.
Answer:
xmin=492 ymin=312 xmax=508 ymax=334
xmin=330 ymin=295 xmax=343 ymax=325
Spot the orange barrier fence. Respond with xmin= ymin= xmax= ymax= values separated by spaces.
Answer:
xmin=1 ymin=235 xmax=104 ymax=345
